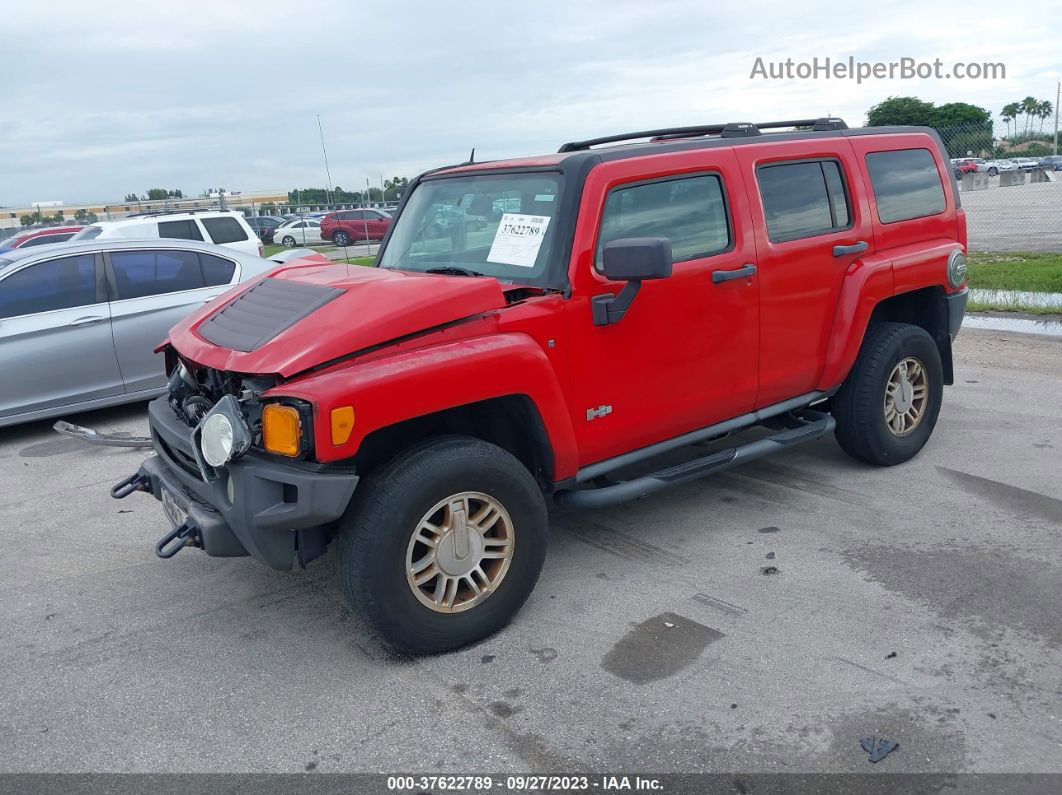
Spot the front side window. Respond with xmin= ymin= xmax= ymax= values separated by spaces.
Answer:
xmin=865 ymin=148 xmax=946 ymax=223
xmin=379 ymin=173 xmax=562 ymax=282
xmin=202 ymin=216 xmax=248 ymax=244
xmin=158 ymin=219 xmax=204 ymax=241
xmin=757 ymin=160 xmax=851 ymax=242
xmin=0 ymin=254 xmax=97 ymax=319
xmin=110 ymin=250 xmax=205 ymax=299
xmin=596 ymin=174 xmax=731 ymax=269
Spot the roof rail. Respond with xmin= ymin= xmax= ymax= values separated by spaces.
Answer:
xmin=558 ymin=117 xmax=848 ymax=152
xmin=124 ymin=207 xmax=229 ymax=219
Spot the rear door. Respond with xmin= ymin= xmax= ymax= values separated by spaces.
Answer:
xmin=106 ymin=248 xmax=238 ymax=392
xmin=735 ymin=140 xmax=873 ymax=406
xmin=0 ymin=252 xmax=124 ymax=419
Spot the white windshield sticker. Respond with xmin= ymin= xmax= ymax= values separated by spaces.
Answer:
xmin=487 ymin=213 xmax=550 ymax=268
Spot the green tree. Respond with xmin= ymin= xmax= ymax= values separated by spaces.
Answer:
xmin=124 ymin=193 xmax=139 ymax=202
xmin=19 ymin=214 xmax=36 ymax=227
xmin=1001 ymin=102 xmax=1021 ymax=137
xmin=866 ymin=96 xmax=937 ymax=126
xmin=73 ymin=208 xmax=98 ymax=224
xmin=383 ymin=176 xmax=409 ymax=201
xmin=145 ymin=188 xmax=169 ymax=200
xmin=931 ymin=102 xmax=992 ymax=130
xmin=1020 ymin=96 xmax=1038 ymax=135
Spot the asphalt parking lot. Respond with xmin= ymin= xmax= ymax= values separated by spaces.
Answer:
xmin=1 ymin=328 xmax=1060 ymax=777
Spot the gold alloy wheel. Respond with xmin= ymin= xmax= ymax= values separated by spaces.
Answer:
xmin=405 ymin=492 xmax=515 ymax=613
xmin=883 ymin=356 xmax=929 ymax=437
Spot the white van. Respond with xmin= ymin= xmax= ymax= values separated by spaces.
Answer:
xmin=70 ymin=211 xmax=262 ymax=257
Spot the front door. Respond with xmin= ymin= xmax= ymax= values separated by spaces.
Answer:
xmin=0 ymin=252 xmax=124 ymax=419
xmin=565 ymin=149 xmax=761 ymax=467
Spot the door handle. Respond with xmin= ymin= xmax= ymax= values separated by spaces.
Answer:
xmin=833 ymin=241 xmax=869 ymax=257
xmin=711 ymin=264 xmax=757 ymax=283
xmin=68 ymin=315 xmax=105 ymax=327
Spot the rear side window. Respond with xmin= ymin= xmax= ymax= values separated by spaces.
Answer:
xmin=865 ymin=148 xmax=946 ymax=223
xmin=202 ymin=216 xmax=249 ymax=244
xmin=596 ymin=174 xmax=731 ymax=269
xmin=110 ymin=250 xmax=205 ymax=299
xmin=200 ymin=253 xmax=236 ymax=286
xmin=22 ymin=233 xmax=75 ymax=247
xmin=0 ymin=254 xmax=97 ymax=318
xmin=158 ymin=219 xmax=204 ymax=241
xmin=757 ymin=160 xmax=851 ymax=242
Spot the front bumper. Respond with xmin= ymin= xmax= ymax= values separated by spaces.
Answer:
xmin=123 ymin=396 xmax=358 ymax=570
xmin=945 ymin=287 xmax=969 ymax=340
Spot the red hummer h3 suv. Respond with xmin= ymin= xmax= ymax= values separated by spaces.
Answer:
xmin=114 ymin=117 xmax=969 ymax=654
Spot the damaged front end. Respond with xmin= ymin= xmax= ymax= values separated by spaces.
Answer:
xmin=111 ymin=350 xmax=358 ymax=570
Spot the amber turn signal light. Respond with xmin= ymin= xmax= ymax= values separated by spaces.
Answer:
xmin=262 ymin=404 xmax=302 ymax=457
xmin=330 ymin=406 xmax=355 ymax=446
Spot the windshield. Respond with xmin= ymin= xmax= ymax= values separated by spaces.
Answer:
xmin=378 ymin=172 xmax=562 ymax=282
xmin=71 ymin=225 xmax=103 ymax=240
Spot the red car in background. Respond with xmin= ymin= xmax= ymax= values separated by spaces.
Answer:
xmin=0 ymin=226 xmax=82 ymax=252
xmin=319 ymin=209 xmax=392 ymax=246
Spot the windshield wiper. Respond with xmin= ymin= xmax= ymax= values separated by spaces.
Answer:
xmin=425 ymin=266 xmax=484 ymax=277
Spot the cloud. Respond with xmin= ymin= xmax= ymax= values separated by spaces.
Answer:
xmin=0 ymin=0 xmax=1059 ymax=204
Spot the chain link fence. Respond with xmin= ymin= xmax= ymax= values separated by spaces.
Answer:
xmin=936 ymin=123 xmax=1062 ymax=253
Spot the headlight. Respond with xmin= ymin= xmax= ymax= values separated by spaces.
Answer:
xmin=201 ymin=412 xmax=234 ymax=467
xmin=947 ymin=250 xmax=967 ymax=288
xmin=194 ymin=395 xmax=252 ymax=472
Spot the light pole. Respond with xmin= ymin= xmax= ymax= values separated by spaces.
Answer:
xmin=1054 ymin=80 xmax=1059 ymax=156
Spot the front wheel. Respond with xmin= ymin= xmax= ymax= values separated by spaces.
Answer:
xmin=337 ymin=436 xmax=548 ymax=654
xmin=832 ymin=322 xmax=943 ymax=466
xmin=988 ymin=167 xmax=998 ymax=176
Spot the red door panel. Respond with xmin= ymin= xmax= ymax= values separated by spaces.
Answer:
xmin=735 ymin=139 xmax=875 ymax=407
xmin=565 ymin=149 xmax=760 ymax=468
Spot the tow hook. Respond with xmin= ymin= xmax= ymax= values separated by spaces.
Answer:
xmin=155 ymin=522 xmax=202 ymax=559
xmin=111 ymin=472 xmax=151 ymax=499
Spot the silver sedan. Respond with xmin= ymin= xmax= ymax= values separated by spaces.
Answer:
xmin=0 ymin=238 xmax=325 ymax=427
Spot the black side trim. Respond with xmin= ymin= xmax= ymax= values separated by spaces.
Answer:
xmin=197 ymin=278 xmax=343 ymax=352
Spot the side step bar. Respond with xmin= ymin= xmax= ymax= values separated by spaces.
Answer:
xmin=555 ymin=411 xmax=835 ymax=509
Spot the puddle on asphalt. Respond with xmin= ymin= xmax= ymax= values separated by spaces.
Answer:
xmin=600 ymin=612 xmax=723 ymax=684
xmin=963 ymin=314 xmax=1062 ymax=337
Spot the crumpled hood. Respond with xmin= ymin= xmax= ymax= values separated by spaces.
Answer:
xmin=167 ymin=263 xmax=507 ymax=376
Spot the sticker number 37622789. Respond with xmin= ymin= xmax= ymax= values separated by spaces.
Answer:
xmin=487 ymin=213 xmax=551 ymax=268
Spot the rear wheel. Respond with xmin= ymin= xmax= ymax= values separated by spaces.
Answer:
xmin=281 ymin=235 xmax=296 ymax=247
xmin=832 ymin=322 xmax=943 ymax=466
xmin=333 ymin=231 xmax=350 ymax=246
xmin=337 ymin=436 xmax=548 ymax=654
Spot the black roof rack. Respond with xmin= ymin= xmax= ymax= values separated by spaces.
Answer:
xmin=124 ymin=208 xmax=228 ymax=219
xmin=558 ymin=118 xmax=848 ymax=152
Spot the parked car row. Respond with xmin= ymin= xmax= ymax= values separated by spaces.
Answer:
xmin=243 ymin=208 xmax=398 ymax=246
xmin=949 ymin=156 xmax=1061 ymax=178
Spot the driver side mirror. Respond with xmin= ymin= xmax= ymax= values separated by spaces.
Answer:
xmin=593 ymin=237 xmax=672 ymax=326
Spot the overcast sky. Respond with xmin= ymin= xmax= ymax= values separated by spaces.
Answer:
xmin=1 ymin=0 xmax=1059 ymax=205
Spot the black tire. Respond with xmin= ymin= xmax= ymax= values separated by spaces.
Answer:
xmin=337 ymin=436 xmax=548 ymax=654
xmin=333 ymin=231 xmax=350 ymax=246
xmin=832 ymin=322 xmax=943 ymax=466
xmin=988 ymin=167 xmax=998 ymax=176
xmin=282 ymin=235 xmax=296 ymax=247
